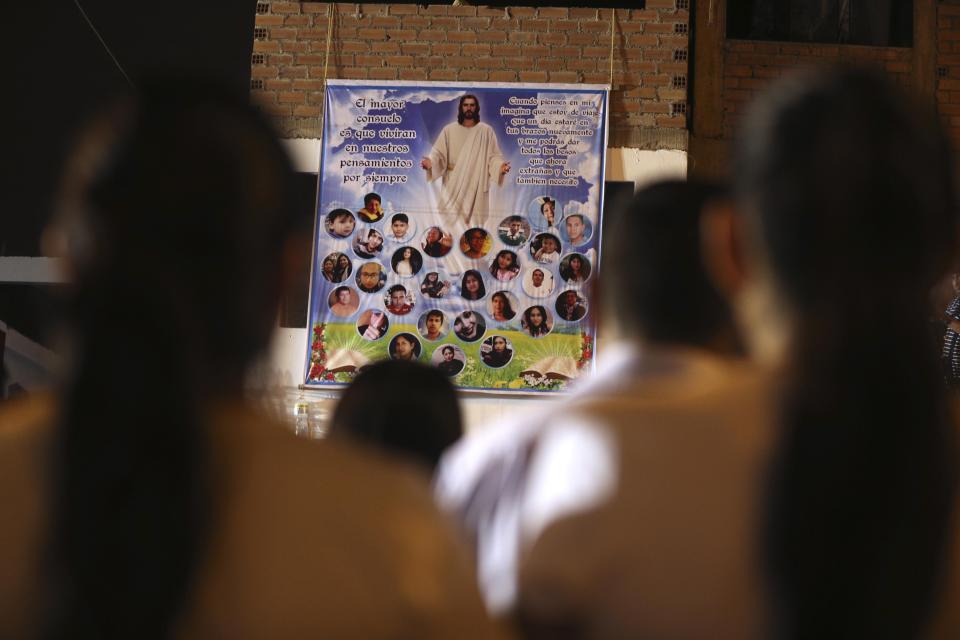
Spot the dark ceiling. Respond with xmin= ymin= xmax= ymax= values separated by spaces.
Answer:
xmin=6 ymin=1 xmax=256 ymax=257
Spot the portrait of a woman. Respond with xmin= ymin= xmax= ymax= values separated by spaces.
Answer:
xmin=522 ymin=305 xmax=551 ymax=338
xmin=489 ymin=250 xmax=520 ymax=282
xmin=460 ymin=270 xmax=486 ymax=301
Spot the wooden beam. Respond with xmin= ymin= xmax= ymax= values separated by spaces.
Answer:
xmin=689 ymin=0 xmax=728 ymax=179
xmin=913 ymin=0 xmax=936 ymax=107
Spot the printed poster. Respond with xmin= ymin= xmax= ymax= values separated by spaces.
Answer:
xmin=304 ymin=80 xmax=608 ymax=393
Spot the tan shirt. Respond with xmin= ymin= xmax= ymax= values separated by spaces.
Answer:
xmin=0 ymin=395 xmax=504 ymax=639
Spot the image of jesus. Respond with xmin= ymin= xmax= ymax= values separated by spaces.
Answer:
xmin=421 ymin=94 xmax=510 ymax=226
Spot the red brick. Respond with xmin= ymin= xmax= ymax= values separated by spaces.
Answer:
xmin=279 ymin=66 xmax=308 ymax=79
xmin=386 ymin=28 xmax=416 ymax=40
xmin=549 ymin=71 xmax=580 ymax=83
xmin=462 ymin=43 xmax=491 ymax=56
xmin=390 ymin=4 xmax=418 ymax=15
xmin=292 ymin=78 xmax=325 ymax=91
xmin=285 ymin=15 xmax=310 ymax=27
xmin=627 ymin=33 xmax=659 ymax=46
xmin=430 ymin=17 xmax=458 ymax=29
xmin=568 ymin=33 xmax=599 ymax=45
xmin=255 ymin=15 xmax=285 ymax=26
xmin=462 ymin=17 xmax=491 ymax=29
xmin=727 ymin=41 xmax=755 ymax=52
xmin=625 ymin=60 xmax=657 ymax=73
xmin=617 ymin=21 xmax=647 ymax=33
xmin=581 ymin=72 xmax=610 ymax=84
xmin=432 ymin=43 xmax=461 ymax=55
xmin=536 ymin=58 xmax=566 ymax=71
xmin=271 ymin=27 xmax=297 ymax=40
xmin=358 ymin=4 xmax=388 ymax=14
xmin=399 ymin=68 xmax=428 ymax=80
xmin=450 ymin=5 xmax=478 ymax=17
xmin=474 ymin=56 xmax=505 ymax=69
xmin=477 ymin=7 xmax=505 ymax=17
xmin=646 ymin=0 xmax=676 ymax=8
xmin=570 ymin=8 xmax=598 ymax=19
xmin=459 ymin=69 xmax=489 ymax=81
xmin=519 ymin=71 xmax=549 ymax=82
xmin=342 ymin=67 xmax=370 ymax=79
xmin=355 ymin=54 xmax=381 ymax=66
xmin=368 ymin=67 xmax=398 ymax=79
xmin=252 ymin=65 xmax=279 ymax=78
xmin=539 ymin=7 xmax=569 ymax=19
xmin=583 ymin=46 xmax=610 ymax=58
xmin=357 ymin=28 xmax=386 ymax=40
xmin=726 ymin=64 xmax=752 ymax=77
xmin=506 ymin=7 xmax=536 ymax=18
xmin=567 ymin=58 xmax=598 ymax=71
xmin=478 ymin=31 xmax=508 ymax=43
xmin=886 ymin=61 xmax=910 ymax=73
xmin=420 ymin=30 xmax=447 ymax=41
xmin=424 ymin=4 xmax=449 ymax=15
xmin=429 ymin=68 xmax=457 ymax=81
xmin=489 ymin=70 xmax=517 ymax=81
xmin=384 ymin=55 xmax=414 ymax=66
xmin=582 ymin=20 xmax=612 ymax=33
xmin=284 ymin=41 xmax=309 ymax=53
xmin=494 ymin=44 xmax=521 ymax=56
xmin=254 ymin=40 xmax=281 ymax=53
xmin=402 ymin=16 xmax=429 ymax=28
xmin=449 ymin=31 xmax=478 ymax=42
xmin=401 ymin=43 xmax=430 ymax=55
xmin=293 ymin=105 xmax=322 ymax=117
xmin=644 ymin=23 xmax=675 ymax=33
xmin=278 ymin=91 xmax=306 ymax=103
xmin=371 ymin=16 xmax=400 ymax=28
xmin=271 ymin=2 xmax=300 ymax=14
xmin=656 ymin=115 xmax=687 ymax=128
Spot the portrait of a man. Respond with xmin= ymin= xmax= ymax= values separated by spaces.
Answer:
xmin=421 ymin=94 xmax=510 ymax=226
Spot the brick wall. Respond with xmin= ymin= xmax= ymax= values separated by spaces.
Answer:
xmin=938 ymin=1 xmax=960 ymax=147
xmin=722 ymin=41 xmax=913 ymax=139
xmin=250 ymin=1 xmax=690 ymax=149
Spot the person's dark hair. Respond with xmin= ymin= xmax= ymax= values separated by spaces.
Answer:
xmin=540 ymin=197 xmax=555 ymax=213
xmin=331 ymin=360 xmax=462 ymax=471
xmin=607 ymin=179 xmax=735 ymax=349
xmin=457 ymin=94 xmax=480 ymax=125
xmin=461 ymin=269 xmax=487 ymax=300
xmin=364 ymin=192 xmax=381 ymax=206
xmin=490 ymin=250 xmax=518 ymax=277
xmin=442 ymin=345 xmax=454 ymax=355
xmin=735 ymin=68 xmax=958 ymax=638
xmin=523 ymin=305 xmax=549 ymax=337
xmin=45 ymin=76 xmax=298 ymax=638
xmin=427 ymin=309 xmax=444 ymax=321
xmin=491 ymin=291 xmax=516 ymax=319
xmin=392 ymin=212 xmax=408 ymax=224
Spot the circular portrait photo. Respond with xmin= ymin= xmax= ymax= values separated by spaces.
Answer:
xmin=432 ymin=343 xmax=466 ymax=377
xmin=352 ymin=228 xmax=385 ymax=259
xmin=522 ymin=266 xmax=556 ymax=298
xmin=417 ymin=309 xmax=449 ymax=342
xmin=325 ymin=208 xmax=356 ymax=239
xmin=488 ymin=290 xmax=518 ymax=323
xmin=560 ymin=212 xmax=593 ymax=248
xmin=453 ymin=310 xmax=486 ymax=343
xmin=529 ymin=196 xmax=562 ymax=231
xmin=521 ymin=304 xmax=553 ymax=338
xmin=555 ymin=289 xmax=588 ymax=322
xmin=356 ymin=261 xmax=387 ymax=293
xmin=421 ymin=226 xmax=453 ymax=258
xmin=530 ymin=233 xmax=562 ymax=265
xmin=356 ymin=309 xmax=389 ymax=341
xmin=489 ymin=249 xmax=521 ymax=283
xmin=387 ymin=212 xmax=415 ymax=243
xmin=480 ymin=335 xmax=514 ymax=369
xmin=559 ymin=252 xmax=592 ymax=284
xmin=356 ymin=192 xmax=384 ymax=223
xmin=460 ymin=269 xmax=487 ymax=301
xmin=389 ymin=332 xmax=422 ymax=361
xmin=497 ymin=215 xmax=531 ymax=247
xmin=320 ymin=251 xmax=352 ymax=283
xmin=460 ymin=227 xmax=492 ymax=259
xmin=391 ymin=246 xmax=423 ymax=277
xmin=328 ymin=286 xmax=360 ymax=318
xmin=420 ymin=271 xmax=451 ymax=299
xmin=384 ymin=284 xmax=415 ymax=316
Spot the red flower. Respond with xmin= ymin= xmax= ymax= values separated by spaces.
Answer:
xmin=324 ymin=372 xmax=335 ymax=381
xmin=309 ymin=363 xmax=324 ymax=379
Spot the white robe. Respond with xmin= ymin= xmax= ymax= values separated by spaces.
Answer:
xmin=425 ymin=122 xmax=504 ymax=226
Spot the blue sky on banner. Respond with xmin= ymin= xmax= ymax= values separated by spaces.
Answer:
xmin=317 ymin=84 xmax=606 ymax=226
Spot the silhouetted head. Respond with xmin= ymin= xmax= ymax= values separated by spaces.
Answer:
xmin=331 ymin=360 xmax=462 ymax=471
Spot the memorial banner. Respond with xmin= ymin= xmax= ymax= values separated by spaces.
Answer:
xmin=303 ymin=80 xmax=608 ymax=393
